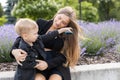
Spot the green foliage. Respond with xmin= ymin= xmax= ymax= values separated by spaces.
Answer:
xmin=0 ymin=16 xmax=7 ymax=26
xmin=83 ymin=0 xmax=120 ymax=21
xmin=5 ymin=0 xmax=17 ymax=24
xmin=0 ymin=3 xmax=6 ymax=26
xmin=0 ymin=3 xmax=3 ymax=17
xmin=54 ymin=0 xmax=78 ymax=8
xmin=109 ymin=0 xmax=120 ymax=20
xmin=82 ymin=35 xmax=106 ymax=55
xmin=0 ymin=40 xmax=14 ymax=63
xmin=115 ymin=44 xmax=120 ymax=53
xmin=98 ymin=0 xmax=114 ymax=21
xmin=81 ymin=1 xmax=99 ymax=22
xmin=12 ymin=0 xmax=60 ymax=20
xmin=55 ymin=0 xmax=79 ymax=19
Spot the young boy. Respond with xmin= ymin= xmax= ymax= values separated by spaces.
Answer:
xmin=13 ymin=18 xmax=72 ymax=80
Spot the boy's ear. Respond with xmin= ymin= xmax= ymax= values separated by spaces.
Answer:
xmin=22 ymin=33 xmax=27 ymax=39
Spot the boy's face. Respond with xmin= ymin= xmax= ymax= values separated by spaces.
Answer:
xmin=24 ymin=27 xmax=38 ymax=43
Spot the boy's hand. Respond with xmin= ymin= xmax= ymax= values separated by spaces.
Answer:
xmin=35 ymin=60 xmax=48 ymax=71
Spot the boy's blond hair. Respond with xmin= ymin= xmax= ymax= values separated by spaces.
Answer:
xmin=15 ymin=18 xmax=38 ymax=36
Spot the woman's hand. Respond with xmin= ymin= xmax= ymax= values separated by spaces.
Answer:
xmin=58 ymin=27 xmax=73 ymax=34
xmin=35 ymin=60 xmax=48 ymax=71
xmin=12 ymin=49 xmax=27 ymax=65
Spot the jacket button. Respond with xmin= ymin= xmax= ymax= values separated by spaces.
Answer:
xmin=35 ymin=55 xmax=38 ymax=58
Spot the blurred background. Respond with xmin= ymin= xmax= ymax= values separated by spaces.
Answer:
xmin=0 ymin=0 xmax=120 ymax=24
xmin=0 ymin=0 xmax=120 ymax=63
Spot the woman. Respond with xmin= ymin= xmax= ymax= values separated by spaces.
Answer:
xmin=11 ymin=6 xmax=83 ymax=80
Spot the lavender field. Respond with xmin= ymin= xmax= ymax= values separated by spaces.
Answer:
xmin=0 ymin=24 xmax=18 ymax=62
xmin=0 ymin=20 xmax=120 ymax=62
xmin=79 ymin=20 xmax=120 ymax=55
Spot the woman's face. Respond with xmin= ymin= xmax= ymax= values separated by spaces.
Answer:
xmin=53 ymin=14 xmax=70 ymax=29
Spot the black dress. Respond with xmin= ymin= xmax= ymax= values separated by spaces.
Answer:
xmin=36 ymin=19 xmax=71 ymax=80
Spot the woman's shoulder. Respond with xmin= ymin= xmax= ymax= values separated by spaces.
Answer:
xmin=36 ymin=18 xmax=52 ymax=25
xmin=36 ymin=18 xmax=53 ymax=34
xmin=36 ymin=18 xmax=46 ymax=22
xmin=36 ymin=18 xmax=47 ymax=25
xmin=36 ymin=18 xmax=53 ymax=28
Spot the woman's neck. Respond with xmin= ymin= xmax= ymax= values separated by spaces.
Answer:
xmin=46 ymin=25 xmax=57 ymax=33
xmin=50 ymin=24 xmax=57 ymax=30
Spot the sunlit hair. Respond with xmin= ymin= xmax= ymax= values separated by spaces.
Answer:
xmin=15 ymin=18 xmax=38 ymax=36
xmin=56 ymin=6 xmax=84 ymax=67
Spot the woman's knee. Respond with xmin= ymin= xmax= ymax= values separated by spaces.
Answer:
xmin=49 ymin=74 xmax=62 ymax=80
xmin=35 ymin=73 xmax=46 ymax=80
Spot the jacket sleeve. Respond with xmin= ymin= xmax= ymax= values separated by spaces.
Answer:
xmin=10 ymin=37 xmax=21 ymax=58
xmin=38 ymin=30 xmax=59 ymax=43
xmin=46 ymin=53 xmax=66 ymax=70
xmin=20 ymin=55 xmax=38 ymax=69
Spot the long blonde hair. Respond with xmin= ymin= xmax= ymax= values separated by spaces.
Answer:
xmin=56 ymin=6 xmax=83 ymax=67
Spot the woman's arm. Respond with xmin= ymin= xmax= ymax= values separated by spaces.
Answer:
xmin=35 ymin=53 xmax=66 ymax=70
xmin=39 ymin=30 xmax=59 ymax=43
xmin=46 ymin=53 xmax=66 ymax=70
xmin=40 ymin=27 xmax=72 ymax=43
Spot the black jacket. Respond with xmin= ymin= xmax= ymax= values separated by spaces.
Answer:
xmin=14 ymin=31 xmax=60 ymax=80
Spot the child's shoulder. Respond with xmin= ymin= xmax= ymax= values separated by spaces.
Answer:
xmin=19 ymin=39 xmax=30 ymax=52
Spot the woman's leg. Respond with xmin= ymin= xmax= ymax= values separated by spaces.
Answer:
xmin=35 ymin=73 xmax=46 ymax=80
xmin=49 ymin=74 xmax=62 ymax=80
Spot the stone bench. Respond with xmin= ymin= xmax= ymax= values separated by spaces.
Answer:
xmin=1 ymin=63 xmax=120 ymax=80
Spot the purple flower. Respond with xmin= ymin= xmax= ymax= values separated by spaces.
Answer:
xmin=78 ymin=20 xmax=120 ymax=55
xmin=0 ymin=24 xmax=18 ymax=44
xmin=0 ymin=24 xmax=18 ymax=62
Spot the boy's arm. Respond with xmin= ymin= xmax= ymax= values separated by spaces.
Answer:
xmin=10 ymin=37 xmax=21 ymax=58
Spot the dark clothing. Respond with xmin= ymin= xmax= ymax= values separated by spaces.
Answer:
xmin=10 ymin=19 xmax=71 ymax=80
xmin=36 ymin=51 xmax=63 ymax=80
xmin=14 ymin=31 xmax=59 ymax=80
xmin=36 ymin=19 xmax=71 ymax=80
xmin=37 ymin=19 xmax=64 ymax=52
